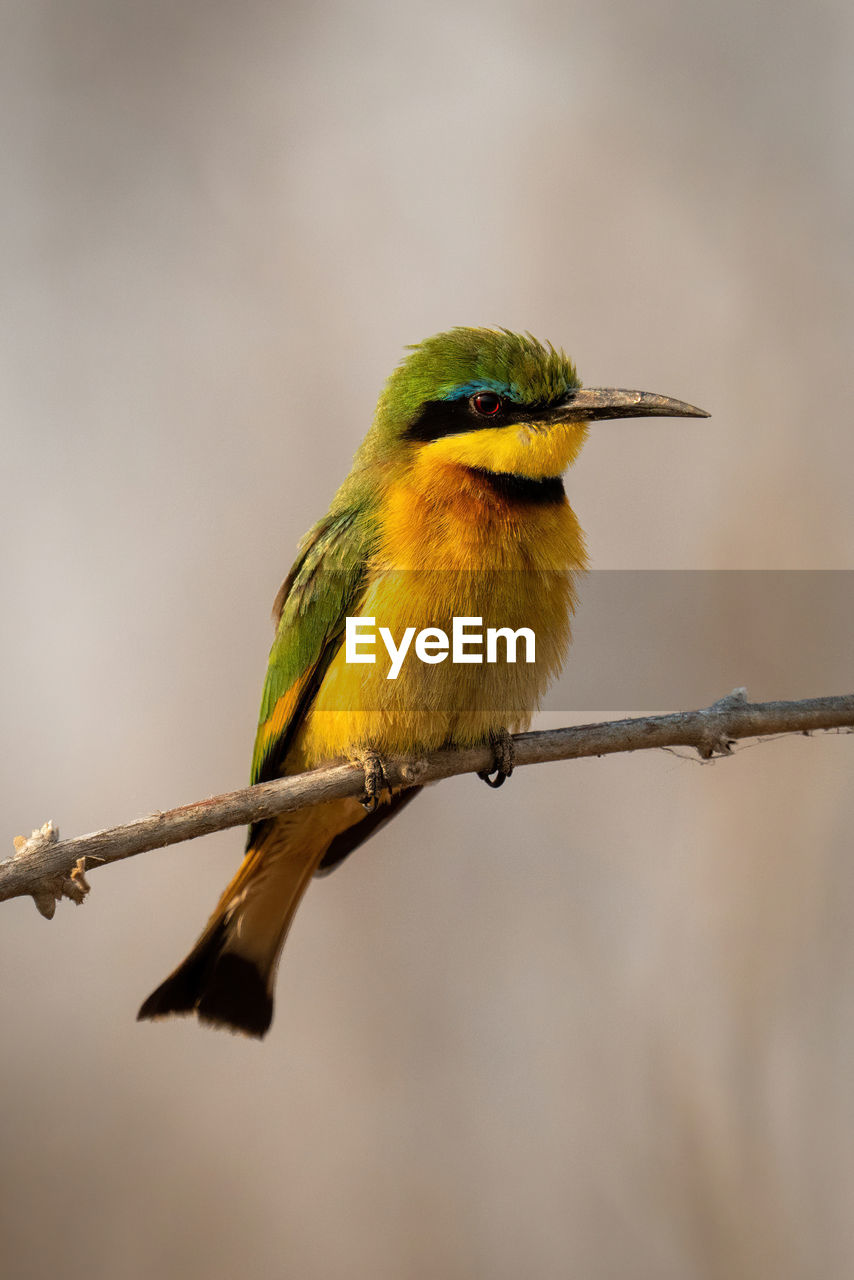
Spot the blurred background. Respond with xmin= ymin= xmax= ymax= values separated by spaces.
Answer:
xmin=2 ymin=1 xmax=853 ymax=1276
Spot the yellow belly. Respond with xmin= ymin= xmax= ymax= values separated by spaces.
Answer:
xmin=292 ymin=456 xmax=587 ymax=768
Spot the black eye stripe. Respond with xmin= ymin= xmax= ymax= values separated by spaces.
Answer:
xmin=406 ymin=396 xmax=565 ymax=443
xmin=406 ymin=398 xmax=496 ymax=442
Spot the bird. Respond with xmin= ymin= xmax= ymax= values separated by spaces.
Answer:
xmin=138 ymin=327 xmax=707 ymax=1037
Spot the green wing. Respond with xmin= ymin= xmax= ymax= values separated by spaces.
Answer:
xmin=250 ymin=503 xmax=375 ymax=789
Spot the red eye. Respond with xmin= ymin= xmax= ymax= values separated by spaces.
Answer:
xmin=471 ymin=391 xmax=502 ymax=416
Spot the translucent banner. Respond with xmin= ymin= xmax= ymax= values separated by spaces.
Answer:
xmin=282 ymin=570 xmax=853 ymax=713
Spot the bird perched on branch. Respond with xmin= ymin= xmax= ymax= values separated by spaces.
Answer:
xmin=139 ymin=327 xmax=707 ymax=1036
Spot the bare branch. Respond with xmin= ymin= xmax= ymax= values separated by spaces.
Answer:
xmin=3 ymin=689 xmax=852 ymax=914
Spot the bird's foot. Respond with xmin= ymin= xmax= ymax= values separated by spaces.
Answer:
xmin=478 ymin=728 xmax=515 ymax=789
xmin=352 ymin=749 xmax=392 ymax=813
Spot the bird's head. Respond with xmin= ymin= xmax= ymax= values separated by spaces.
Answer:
xmin=366 ymin=327 xmax=707 ymax=481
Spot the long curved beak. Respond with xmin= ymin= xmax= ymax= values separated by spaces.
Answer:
xmin=552 ymin=387 xmax=709 ymax=422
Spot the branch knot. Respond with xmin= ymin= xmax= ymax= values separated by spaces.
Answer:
xmin=13 ymin=822 xmax=92 ymax=918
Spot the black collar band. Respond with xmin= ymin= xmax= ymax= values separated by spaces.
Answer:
xmin=465 ymin=469 xmax=566 ymax=504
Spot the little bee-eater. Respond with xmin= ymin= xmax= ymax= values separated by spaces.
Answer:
xmin=139 ymin=328 xmax=707 ymax=1037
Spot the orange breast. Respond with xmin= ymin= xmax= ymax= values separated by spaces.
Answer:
xmin=293 ymin=457 xmax=588 ymax=765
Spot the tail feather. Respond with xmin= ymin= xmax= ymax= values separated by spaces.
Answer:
xmin=137 ymin=918 xmax=226 ymax=1018
xmin=137 ymin=800 xmax=366 ymax=1038
xmin=137 ymin=918 xmax=274 ymax=1037
xmin=196 ymin=953 xmax=274 ymax=1037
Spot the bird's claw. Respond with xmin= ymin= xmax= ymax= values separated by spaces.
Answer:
xmin=355 ymin=750 xmax=391 ymax=812
xmin=478 ymin=728 xmax=515 ymax=789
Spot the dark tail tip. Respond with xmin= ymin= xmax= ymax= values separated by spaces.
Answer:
xmin=138 ymin=942 xmax=213 ymax=1022
xmin=196 ymin=954 xmax=273 ymax=1038
xmin=137 ymin=975 xmax=195 ymax=1021
xmin=138 ymin=932 xmax=273 ymax=1039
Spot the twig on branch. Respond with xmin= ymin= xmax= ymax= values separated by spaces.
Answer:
xmin=3 ymin=689 xmax=853 ymax=917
